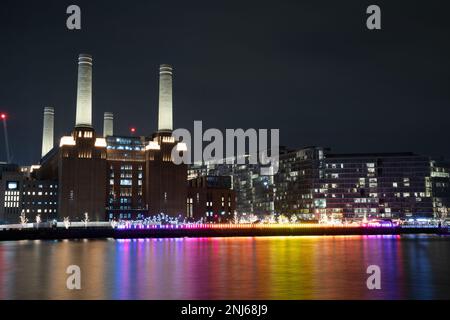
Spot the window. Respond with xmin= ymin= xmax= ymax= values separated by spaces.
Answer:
xmin=120 ymin=179 xmax=132 ymax=186
xmin=7 ymin=181 xmax=18 ymax=190
xmin=187 ymin=198 xmax=193 ymax=218
xmin=403 ymin=178 xmax=410 ymax=187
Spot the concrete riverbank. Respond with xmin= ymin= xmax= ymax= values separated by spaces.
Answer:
xmin=0 ymin=225 xmax=447 ymax=241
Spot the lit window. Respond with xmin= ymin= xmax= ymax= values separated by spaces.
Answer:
xmin=120 ymin=179 xmax=132 ymax=186
xmin=403 ymin=178 xmax=410 ymax=187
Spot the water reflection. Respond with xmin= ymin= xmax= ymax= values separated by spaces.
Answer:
xmin=0 ymin=235 xmax=449 ymax=299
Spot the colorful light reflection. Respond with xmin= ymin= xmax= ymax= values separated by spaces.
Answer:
xmin=116 ymin=222 xmax=398 ymax=231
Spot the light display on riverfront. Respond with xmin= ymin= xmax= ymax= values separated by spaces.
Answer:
xmin=115 ymin=221 xmax=398 ymax=230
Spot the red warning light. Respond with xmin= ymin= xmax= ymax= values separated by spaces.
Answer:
xmin=0 ymin=113 xmax=6 ymax=120
xmin=130 ymin=127 xmax=136 ymax=133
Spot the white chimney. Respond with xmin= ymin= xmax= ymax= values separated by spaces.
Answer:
xmin=41 ymin=107 xmax=54 ymax=157
xmin=75 ymin=54 xmax=93 ymax=128
xmin=103 ymin=112 xmax=114 ymax=137
xmin=158 ymin=64 xmax=173 ymax=131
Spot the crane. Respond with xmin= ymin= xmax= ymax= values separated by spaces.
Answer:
xmin=1 ymin=113 xmax=11 ymax=163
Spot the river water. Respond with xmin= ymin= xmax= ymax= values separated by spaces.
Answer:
xmin=0 ymin=235 xmax=449 ymax=299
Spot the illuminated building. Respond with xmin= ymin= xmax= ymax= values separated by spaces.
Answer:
xmin=187 ymin=148 xmax=292 ymax=217
xmin=188 ymin=162 xmax=274 ymax=216
xmin=145 ymin=131 xmax=187 ymax=218
xmin=275 ymin=147 xmax=450 ymax=221
xmin=105 ymin=136 xmax=146 ymax=220
xmin=0 ymin=163 xmax=58 ymax=223
xmin=0 ymin=163 xmax=23 ymax=222
xmin=188 ymin=147 xmax=450 ymax=222
xmin=187 ymin=176 xmax=236 ymax=222
xmin=275 ymin=147 xmax=325 ymax=220
xmin=56 ymin=127 xmax=108 ymax=221
xmin=20 ymin=180 xmax=58 ymax=221
xmin=36 ymin=56 xmax=187 ymax=221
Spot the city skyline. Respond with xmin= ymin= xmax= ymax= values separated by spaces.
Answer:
xmin=1 ymin=0 xmax=450 ymax=165
xmin=1 ymin=0 xmax=450 ymax=304
xmin=2 ymin=52 xmax=448 ymax=225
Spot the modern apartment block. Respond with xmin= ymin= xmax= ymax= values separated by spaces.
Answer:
xmin=188 ymin=161 xmax=275 ymax=217
xmin=275 ymin=147 xmax=325 ymax=220
xmin=275 ymin=147 xmax=450 ymax=221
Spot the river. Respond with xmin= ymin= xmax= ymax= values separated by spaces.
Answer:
xmin=0 ymin=235 xmax=449 ymax=299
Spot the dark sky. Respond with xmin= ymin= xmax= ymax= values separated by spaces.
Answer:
xmin=0 ymin=0 xmax=449 ymax=165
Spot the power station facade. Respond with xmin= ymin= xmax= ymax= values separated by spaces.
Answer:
xmin=36 ymin=54 xmax=189 ymax=221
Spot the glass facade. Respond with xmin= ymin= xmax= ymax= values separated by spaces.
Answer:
xmin=188 ymin=160 xmax=275 ymax=216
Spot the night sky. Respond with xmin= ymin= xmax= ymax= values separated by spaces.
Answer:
xmin=0 ymin=0 xmax=449 ymax=165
